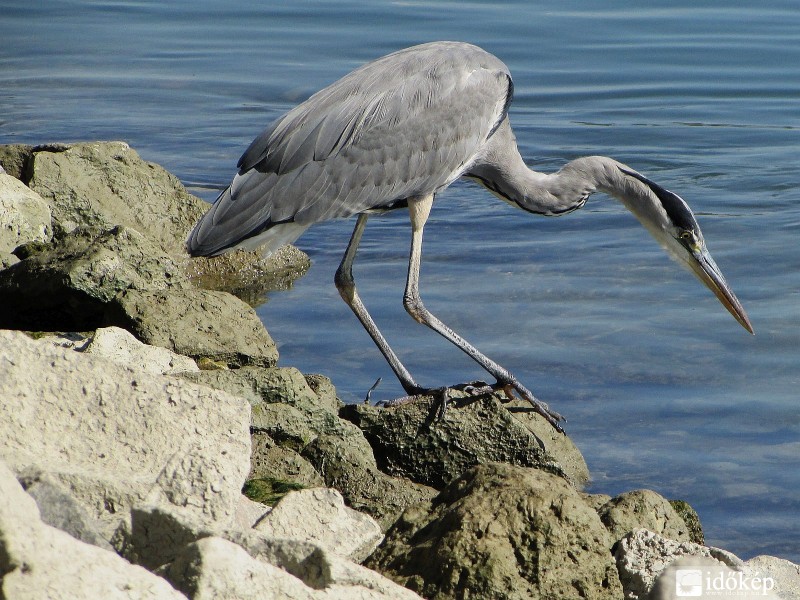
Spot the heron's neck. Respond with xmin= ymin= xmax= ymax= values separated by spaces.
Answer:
xmin=469 ymin=121 xmax=646 ymax=216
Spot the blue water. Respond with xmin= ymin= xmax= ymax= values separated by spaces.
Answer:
xmin=2 ymin=1 xmax=798 ymax=561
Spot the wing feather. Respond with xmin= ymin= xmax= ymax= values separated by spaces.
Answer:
xmin=189 ymin=42 xmax=513 ymax=256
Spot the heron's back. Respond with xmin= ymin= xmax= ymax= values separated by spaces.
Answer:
xmin=187 ymin=41 xmax=513 ymax=256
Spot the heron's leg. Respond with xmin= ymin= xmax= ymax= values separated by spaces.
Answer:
xmin=403 ymin=195 xmax=564 ymax=431
xmin=335 ymin=214 xmax=423 ymax=396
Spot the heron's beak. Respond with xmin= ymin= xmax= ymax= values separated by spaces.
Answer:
xmin=687 ymin=246 xmax=754 ymax=334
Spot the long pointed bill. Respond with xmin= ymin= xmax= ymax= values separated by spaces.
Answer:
xmin=688 ymin=247 xmax=754 ymax=334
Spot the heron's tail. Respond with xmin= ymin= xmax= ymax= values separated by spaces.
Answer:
xmin=186 ymin=186 xmax=308 ymax=257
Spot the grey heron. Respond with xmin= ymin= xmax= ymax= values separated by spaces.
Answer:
xmin=188 ymin=41 xmax=753 ymax=431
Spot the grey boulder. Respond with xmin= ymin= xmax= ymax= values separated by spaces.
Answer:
xmin=25 ymin=141 xmax=206 ymax=254
xmin=366 ymin=462 xmax=622 ymax=600
xmin=340 ymin=392 xmax=589 ymax=489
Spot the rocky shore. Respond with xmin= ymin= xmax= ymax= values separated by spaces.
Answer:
xmin=0 ymin=141 xmax=797 ymax=599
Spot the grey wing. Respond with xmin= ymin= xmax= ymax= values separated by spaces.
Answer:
xmin=188 ymin=42 xmax=512 ymax=256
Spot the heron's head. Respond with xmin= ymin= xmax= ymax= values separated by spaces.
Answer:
xmin=618 ymin=167 xmax=753 ymax=334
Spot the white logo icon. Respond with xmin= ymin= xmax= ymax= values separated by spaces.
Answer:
xmin=676 ymin=569 xmax=703 ymax=597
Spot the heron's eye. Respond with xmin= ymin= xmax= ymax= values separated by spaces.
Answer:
xmin=679 ymin=230 xmax=702 ymax=252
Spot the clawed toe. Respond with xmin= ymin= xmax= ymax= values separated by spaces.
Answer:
xmin=374 ymin=379 xmax=566 ymax=434
xmin=514 ymin=387 xmax=566 ymax=433
xmin=377 ymin=385 xmax=450 ymax=419
xmin=484 ymin=379 xmax=566 ymax=433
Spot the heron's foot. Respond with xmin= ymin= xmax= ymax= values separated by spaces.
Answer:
xmin=456 ymin=378 xmax=564 ymax=432
xmin=497 ymin=379 xmax=566 ymax=433
xmin=378 ymin=381 xmax=509 ymax=419
xmin=377 ymin=380 xmax=564 ymax=432
xmin=378 ymin=385 xmax=451 ymax=419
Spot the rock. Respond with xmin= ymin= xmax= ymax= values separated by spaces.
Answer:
xmin=613 ymin=528 xmax=743 ymax=599
xmin=340 ymin=391 xmax=589 ymax=490
xmin=133 ymin=290 xmax=276 ymax=367
xmin=745 ymin=555 xmax=800 ymax=600
xmin=0 ymin=224 xmax=277 ymax=365
xmin=1 ymin=140 xmax=310 ymax=289
xmin=249 ymin=400 xmax=408 ymax=499
xmin=166 ymin=536 xmax=422 ymax=600
xmin=130 ymin=497 xmax=411 ymax=597
xmin=249 ymin=440 xmax=326 ymax=488
xmin=302 ymin=433 xmax=437 ymax=531
xmin=305 ymin=373 xmax=340 ymax=405
xmin=503 ymin=396 xmax=591 ymax=483
xmin=182 ymin=365 xmax=340 ymax=415
xmin=234 ymin=494 xmax=271 ymax=530
xmin=25 ymin=141 xmax=206 ymax=254
xmin=184 ymin=365 xmax=428 ymax=527
xmin=0 ymin=459 xmax=186 ymax=600
xmin=184 ymin=367 xmax=398 ymax=503
xmin=254 ymin=488 xmax=383 ymax=563
xmin=251 ymin=402 xmax=331 ymax=451
xmin=648 ymin=554 xmax=789 ymax=600
xmin=187 ymin=245 xmax=310 ymax=307
xmin=366 ymin=462 xmax=622 ymax=600
xmin=14 ymin=464 xmax=149 ymax=550
xmin=188 ymin=365 xmax=349 ymax=461
xmin=598 ymin=489 xmax=692 ymax=546
xmin=649 ymin=556 xmax=767 ymax=600
xmin=167 ymin=537 xmax=317 ymax=600
xmin=0 ymin=143 xmax=34 ymax=180
xmin=669 ymin=499 xmax=704 ymax=545
xmin=0 ymin=252 xmax=18 ymax=269
xmin=0 ymin=172 xmax=52 ymax=253
xmin=0 ymin=329 xmax=251 ymax=547
xmin=20 ymin=473 xmax=113 ymax=551
xmin=36 ymin=330 xmax=91 ymax=350
xmin=146 ymin=443 xmax=250 ymax=528
xmin=128 ymin=502 xmax=215 ymax=570
xmin=228 ymin=530 xmax=423 ymax=598
xmin=583 ymin=492 xmax=613 ymax=512
xmin=0 ymin=225 xmax=188 ymax=330
xmin=105 ymin=287 xmax=277 ymax=367
xmin=84 ymin=325 xmax=198 ymax=374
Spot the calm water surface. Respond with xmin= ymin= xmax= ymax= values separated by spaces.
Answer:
xmin=2 ymin=0 xmax=798 ymax=561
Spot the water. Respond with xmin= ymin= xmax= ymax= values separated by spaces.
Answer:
xmin=2 ymin=0 xmax=798 ymax=561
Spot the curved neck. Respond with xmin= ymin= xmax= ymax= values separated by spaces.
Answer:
xmin=468 ymin=120 xmax=652 ymax=217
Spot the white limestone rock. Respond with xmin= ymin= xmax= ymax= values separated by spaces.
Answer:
xmin=234 ymin=494 xmax=271 ymax=531
xmin=166 ymin=536 xmax=423 ymax=600
xmin=0 ymin=173 xmax=51 ymax=254
xmin=0 ymin=459 xmax=185 ymax=600
xmin=649 ymin=555 xmax=783 ymax=600
xmin=0 ymin=329 xmax=250 ymax=547
xmin=130 ymin=487 xmax=382 ymax=571
xmin=84 ymin=326 xmax=198 ymax=374
xmin=254 ymin=487 xmax=383 ymax=563
xmin=614 ymin=528 xmax=743 ymax=599
xmin=745 ymin=555 xmax=800 ymax=600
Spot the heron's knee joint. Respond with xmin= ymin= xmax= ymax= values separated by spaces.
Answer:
xmin=334 ymin=269 xmax=356 ymax=302
xmin=403 ymin=293 xmax=427 ymax=324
